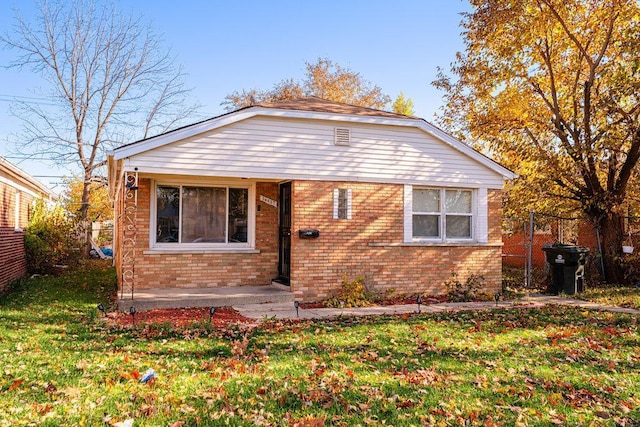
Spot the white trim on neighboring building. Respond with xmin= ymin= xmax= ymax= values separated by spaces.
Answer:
xmin=14 ymin=191 xmax=21 ymax=231
xmin=0 ymin=156 xmax=54 ymax=198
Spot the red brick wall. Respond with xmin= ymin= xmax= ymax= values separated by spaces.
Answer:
xmin=121 ymin=178 xmax=279 ymax=290
xmin=0 ymin=182 xmax=15 ymax=228
xmin=0 ymin=182 xmax=36 ymax=292
xmin=290 ymin=181 xmax=503 ymax=300
xmin=117 ymin=177 xmax=504 ymax=299
xmin=0 ymin=227 xmax=26 ymax=292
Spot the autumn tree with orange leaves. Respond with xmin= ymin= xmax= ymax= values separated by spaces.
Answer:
xmin=436 ymin=0 xmax=640 ymax=283
xmin=223 ymin=58 xmax=391 ymax=110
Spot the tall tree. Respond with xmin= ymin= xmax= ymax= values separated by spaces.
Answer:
xmin=223 ymin=58 xmax=390 ymax=111
xmin=392 ymin=92 xmax=415 ymax=116
xmin=2 ymin=0 xmax=198 ymax=233
xmin=62 ymin=176 xmax=112 ymax=223
xmin=435 ymin=0 xmax=640 ymax=283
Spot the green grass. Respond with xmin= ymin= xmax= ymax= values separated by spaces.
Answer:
xmin=1 ymin=261 xmax=639 ymax=426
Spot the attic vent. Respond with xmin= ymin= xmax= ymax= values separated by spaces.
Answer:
xmin=334 ymin=127 xmax=351 ymax=146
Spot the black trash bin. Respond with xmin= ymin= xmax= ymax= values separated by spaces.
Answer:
xmin=542 ymin=243 xmax=589 ymax=295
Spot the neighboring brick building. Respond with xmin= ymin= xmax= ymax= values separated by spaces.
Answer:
xmin=108 ymin=97 xmax=515 ymax=303
xmin=0 ymin=157 xmax=55 ymax=292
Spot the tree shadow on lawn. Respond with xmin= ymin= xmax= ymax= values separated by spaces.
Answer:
xmin=249 ymin=307 xmax=640 ymax=377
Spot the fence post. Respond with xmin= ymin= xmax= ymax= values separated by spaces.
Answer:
xmin=527 ymin=211 xmax=534 ymax=288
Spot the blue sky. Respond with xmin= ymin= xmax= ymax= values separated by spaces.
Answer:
xmin=0 ymin=0 xmax=470 ymax=190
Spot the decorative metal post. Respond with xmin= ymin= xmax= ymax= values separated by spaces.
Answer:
xmin=121 ymin=170 xmax=139 ymax=301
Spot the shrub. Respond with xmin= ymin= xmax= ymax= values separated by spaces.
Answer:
xmin=324 ymin=273 xmax=377 ymax=308
xmin=619 ymin=251 xmax=640 ymax=286
xmin=24 ymin=199 xmax=80 ymax=274
xmin=444 ymin=271 xmax=485 ymax=302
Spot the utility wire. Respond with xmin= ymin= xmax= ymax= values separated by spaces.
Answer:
xmin=0 ymin=93 xmax=58 ymax=106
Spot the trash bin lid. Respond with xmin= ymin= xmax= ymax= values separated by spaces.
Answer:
xmin=542 ymin=243 xmax=589 ymax=253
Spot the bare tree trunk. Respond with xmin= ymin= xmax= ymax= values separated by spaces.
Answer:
xmin=596 ymin=212 xmax=625 ymax=284
xmin=2 ymin=1 xmax=199 ymax=263
xmin=78 ymin=170 xmax=92 ymax=257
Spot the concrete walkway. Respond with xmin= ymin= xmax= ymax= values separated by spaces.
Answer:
xmin=521 ymin=294 xmax=640 ymax=315
xmin=234 ymin=294 xmax=640 ymax=320
xmin=118 ymin=285 xmax=294 ymax=311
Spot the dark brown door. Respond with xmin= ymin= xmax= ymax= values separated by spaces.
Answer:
xmin=277 ymin=182 xmax=292 ymax=284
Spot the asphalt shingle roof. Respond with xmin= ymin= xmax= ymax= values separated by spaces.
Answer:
xmin=256 ymin=96 xmax=416 ymax=119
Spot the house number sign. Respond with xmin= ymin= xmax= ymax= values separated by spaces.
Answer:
xmin=260 ymin=195 xmax=278 ymax=208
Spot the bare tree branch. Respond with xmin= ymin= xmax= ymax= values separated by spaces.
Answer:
xmin=1 ymin=0 xmax=199 ymax=231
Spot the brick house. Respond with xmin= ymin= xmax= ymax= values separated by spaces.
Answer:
xmin=107 ymin=97 xmax=515 ymax=302
xmin=0 ymin=156 xmax=55 ymax=292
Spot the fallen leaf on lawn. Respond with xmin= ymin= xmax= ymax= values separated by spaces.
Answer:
xmin=291 ymin=416 xmax=325 ymax=426
xmin=484 ymin=415 xmax=497 ymax=427
xmin=8 ymin=379 xmax=23 ymax=391
xmin=396 ymin=399 xmax=414 ymax=408
xmin=232 ymin=336 xmax=249 ymax=357
xmin=33 ymin=403 xmax=53 ymax=415
xmin=358 ymin=403 xmax=370 ymax=411
xmin=618 ymin=402 xmax=632 ymax=414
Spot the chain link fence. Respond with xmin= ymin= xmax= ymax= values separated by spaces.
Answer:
xmin=502 ymin=213 xmax=607 ymax=289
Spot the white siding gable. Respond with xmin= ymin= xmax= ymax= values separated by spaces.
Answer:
xmin=125 ymin=116 xmax=506 ymax=189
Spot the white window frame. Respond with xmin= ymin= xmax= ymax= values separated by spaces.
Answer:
xmin=14 ymin=191 xmax=22 ymax=231
xmin=150 ymin=179 xmax=255 ymax=250
xmin=404 ymin=185 xmax=478 ymax=243
xmin=333 ymin=188 xmax=352 ymax=219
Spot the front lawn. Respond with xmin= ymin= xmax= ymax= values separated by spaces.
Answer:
xmin=1 ymin=261 xmax=639 ymax=426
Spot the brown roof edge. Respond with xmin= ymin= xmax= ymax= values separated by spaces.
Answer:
xmin=256 ymin=96 xmax=417 ymax=120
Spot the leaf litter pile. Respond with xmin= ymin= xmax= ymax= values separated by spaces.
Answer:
xmin=108 ymin=306 xmax=252 ymax=328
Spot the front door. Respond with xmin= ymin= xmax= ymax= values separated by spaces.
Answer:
xmin=277 ymin=182 xmax=292 ymax=284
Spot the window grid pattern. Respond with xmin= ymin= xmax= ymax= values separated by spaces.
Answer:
xmin=412 ymin=187 xmax=473 ymax=241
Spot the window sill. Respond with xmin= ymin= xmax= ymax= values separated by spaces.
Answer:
xmin=368 ymin=242 xmax=503 ymax=247
xmin=144 ymin=248 xmax=260 ymax=255
xmin=14 ymin=227 xmax=24 ymax=233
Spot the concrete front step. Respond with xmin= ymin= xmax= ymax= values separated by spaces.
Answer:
xmin=117 ymin=284 xmax=294 ymax=312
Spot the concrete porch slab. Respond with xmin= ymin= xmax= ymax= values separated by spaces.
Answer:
xmin=117 ymin=285 xmax=294 ymax=312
